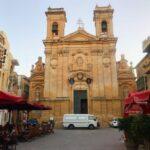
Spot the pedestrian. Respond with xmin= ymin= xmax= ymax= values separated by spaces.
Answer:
xmin=48 ymin=117 xmax=55 ymax=134
xmin=120 ymin=134 xmax=126 ymax=143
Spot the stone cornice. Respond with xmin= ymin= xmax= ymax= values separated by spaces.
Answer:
xmin=43 ymin=37 xmax=117 ymax=45
xmin=30 ymin=72 xmax=44 ymax=79
xmin=39 ymin=97 xmax=70 ymax=101
xmin=30 ymin=78 xmax=44 ymax=82
xmin=91 ymin=97 xmax=120 ymax=101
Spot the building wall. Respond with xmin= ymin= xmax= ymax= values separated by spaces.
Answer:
xmin=29 ymin=6 xmax=136 ymax=127
xmin=117 ymin=55 xmax=137 ymax=99
xmin=17 ymin=75 xmax=29 ymax=98
xmin=30 ymin=98 xmax=122 ymax=128
xmin=0 ymin=31 xmax=13 ymax=92
xmin=136 ymin=37 xmax=150 ymax=91
xmin=44 ymin=43 xmax=118 ymax=99
xmin=0 ymin=31 xmax=19 ymax=126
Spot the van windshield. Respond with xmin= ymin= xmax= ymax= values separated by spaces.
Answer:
xmin=89 ymin=116 xmax=97 ymax=121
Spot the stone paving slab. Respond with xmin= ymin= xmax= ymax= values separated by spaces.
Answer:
xmin=17 ymin=128 xmax=126 ymax=150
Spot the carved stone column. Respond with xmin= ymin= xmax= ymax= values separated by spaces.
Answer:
xmin=62 ymin=51 xmax=69 ymax=97
xmin=103 ymin=56 xmax=112 ymax=99
xmin=98 ymin=50 xmax=105 ymax=97
xmin=44 ymin=51 xmax=51 ymax=98
xmin=111 ymin=50 xmax=119 ymax=98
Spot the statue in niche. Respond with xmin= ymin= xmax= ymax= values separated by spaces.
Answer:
xmin=76 ymin=57 xmax=83 ymax=66
xmin=35 ymin=87 xmax=40 ymax=101
xmin=35 ymin=57 xmax=44 ymax=72
xmin=119 ymin=55 xmax=128 ymax=70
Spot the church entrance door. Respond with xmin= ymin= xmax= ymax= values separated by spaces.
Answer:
xmin=74 ymin=90 xmax=88 ymax=114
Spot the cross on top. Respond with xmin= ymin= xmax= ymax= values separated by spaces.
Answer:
xmin=77 ymin=19 xmax=84 ymax=29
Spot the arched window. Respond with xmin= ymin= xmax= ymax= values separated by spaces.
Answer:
xmin=101 ymin=21 xmax=107 ymax=32
xmin=52 ymin=22 xmax=58 ymax=36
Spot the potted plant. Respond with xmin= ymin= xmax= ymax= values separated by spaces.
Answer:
xmin=130 ymin=114 xmax=150 ymax=150
xmin=118 ymin=116 xmax=139 ymax=150
xmin=138 ymin=115 xmax=150 ymax=150
xmin=118 ymin=115 xmax=150 ymax=150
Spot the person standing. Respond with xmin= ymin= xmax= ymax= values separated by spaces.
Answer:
xmin=48 ymin=117 xmax=55 ymax=134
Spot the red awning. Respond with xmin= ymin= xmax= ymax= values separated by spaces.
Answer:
xmin=125 ymin=104 xmax=143 ymax=114
xmin=124 ymin=90 xmax=150 ymax=105
xmin=124 ymin=90 xmax=150 ymax=117
xmin=134 ymin=90 xmax=150 ymax=103
xmin=124 ymin=96 xmax=134 ymax=105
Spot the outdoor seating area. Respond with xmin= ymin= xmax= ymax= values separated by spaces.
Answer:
xmin=0 ymin=90 xmax=52 ymax=149
xmin=0 ymin=124 xmax=17 ymax=150
xmin=18 ymin=120 xmax=54 ymax=142
xmin=0 ymin=120 xmax=54 ymax=149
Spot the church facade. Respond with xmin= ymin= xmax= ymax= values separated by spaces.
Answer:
xmin=29 ymin=6 xmax=136 ymax=127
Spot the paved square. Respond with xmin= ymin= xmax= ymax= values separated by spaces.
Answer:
xmin=18 ymin=128 xmax=126 ymax=150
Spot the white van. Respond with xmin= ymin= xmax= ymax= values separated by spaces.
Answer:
xmin=63 ymin=114 xmax=100 ymax=129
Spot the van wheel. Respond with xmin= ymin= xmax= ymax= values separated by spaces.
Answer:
xmin=68 ymin=124 xmax=74 ymax=129
xmin=88 ymin=124 xmax=95 ymax=130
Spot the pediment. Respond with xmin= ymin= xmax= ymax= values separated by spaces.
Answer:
xmin=63 ymin=29 xmax=96 ymax=41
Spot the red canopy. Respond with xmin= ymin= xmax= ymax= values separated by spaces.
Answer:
xmin=134 ymin=90 xmax=150 ymax=103
xmin=124 ymin=104 xmax=143 ymax=114
xmin=124 ymin=90 xmax=150 ymax=117
xmin=124 ymin=90 xmax=150 ymax=105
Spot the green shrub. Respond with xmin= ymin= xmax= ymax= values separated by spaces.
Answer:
xmin=118 ymin=115 xmax=150 ymax=142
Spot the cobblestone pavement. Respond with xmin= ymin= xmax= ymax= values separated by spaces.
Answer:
xmin=17 ymin=128 xmax=126 ymax=150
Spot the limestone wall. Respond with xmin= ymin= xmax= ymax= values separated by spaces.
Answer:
xmin=30 ymin=99 xmax=123 ymax=128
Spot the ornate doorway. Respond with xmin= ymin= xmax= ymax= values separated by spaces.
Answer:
xmin=74 ymin=90 xmax=88 ymax=114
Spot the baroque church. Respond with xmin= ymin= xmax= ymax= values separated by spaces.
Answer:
xmin=29 ymin=5 xmax=136 ymax=127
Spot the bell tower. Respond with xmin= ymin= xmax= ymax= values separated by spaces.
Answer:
xmin=93 ymin=5 xmax=114 ymax=37
xmin=45 ymin=7 xmax=67 ymax=39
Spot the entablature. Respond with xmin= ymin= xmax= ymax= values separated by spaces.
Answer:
xmin=43 ymin=37 xmax=117 ymax=46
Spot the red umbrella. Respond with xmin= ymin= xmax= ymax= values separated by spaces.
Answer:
xmin=0 ymin=91 xmax=22 ymax=101
xmin=15 ymin=101 xmax=37 ymax=110
xmin=0 ymin=91 xmax=52 ymax=110
xmin=0 ymin=90 xmax=24 ymax=110
xmin=0 ymin=91 xmax=22 ymax=102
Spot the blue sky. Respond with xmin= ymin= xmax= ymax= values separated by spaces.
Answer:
xmin=0 ymin=0 xmax=150 ymax=76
